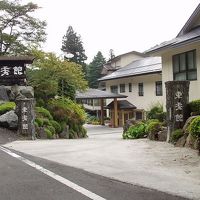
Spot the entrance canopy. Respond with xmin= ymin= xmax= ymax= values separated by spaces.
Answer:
xmin=105 ymin=100 xmax=136 ymax=109
xmin=76 ymin=88 xmax=127 ymax=127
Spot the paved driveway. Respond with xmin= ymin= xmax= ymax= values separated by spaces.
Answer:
xmin=4 ymin=124 xmax=200 ymax=200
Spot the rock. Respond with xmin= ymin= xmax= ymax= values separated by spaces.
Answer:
xmin=175 ymin=135 xmax=187 ymax=147
xmin=0 ymin=110 xmax=18 ymax=129
xmin=193 ymin=138 xmax=200 ymax=150
xmin=59 ymin=125 xmax=69 ymax=139
xmin=182 ymin=116 xmax=198 ymax=133
xmin=20 ymin=88 xmax=34 ymax=98
xmin=158 ymin=128 xmax=167 ymax=141
xmin=37 ymin=127 xmax=47 ymax=139
xmin=0 ymin=86 xmax=9 ymax=101
xmin=185 ymin=133 xmax=196 ymax=148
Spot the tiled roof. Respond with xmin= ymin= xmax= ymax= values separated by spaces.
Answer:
xmin=145 ymin=26 xmax=200 ymax=54
xmin=76 ymin=88 xmax=127 ymax=99
xmin=98 ymin=57 xmax=161 ymax=81
xmin=105 ymin=100 xmax=137 ymax=109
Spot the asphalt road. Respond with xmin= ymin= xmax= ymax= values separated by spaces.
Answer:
xmin=0 ymin=146 xmax=189 ymax=200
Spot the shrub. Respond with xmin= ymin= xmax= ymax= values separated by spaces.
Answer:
xmin=34 ymin=121 xmax=39 ymax=128
xmin=123 ymin=122 xmax=147 ymax=139
xmin=0 ymin=102 xmax=15 ymax=115
xmin=44 ymin=128 xmax=53 ymax=139
xmin=35 ymin=118 xmax=44 ymax=127
xmin=171 ymin=129 xmax=184 ymax=143
xmin=35 ymin=107 xmax=53 ymax=120
xmin=188 ymin=99 xmax=200 ymax=114
xmin=189 ymin=116 xmax=200 ymax=138
xmin=50 ymin=120 xmax=62 ymax=133
xmin=47 ymin=126 xmax=56 ymax=135
xmin=145 ymin=119 xmax=159 ymax=125
xmin=43 ymin=118 xmax=51 ymax=126
xmin=146 ymin=121 xmax=162 ymax=134
xmin=48 ymin=98 xmax=86 ymax=125
xmin=147 ymin=104 xmax=166 ymax=122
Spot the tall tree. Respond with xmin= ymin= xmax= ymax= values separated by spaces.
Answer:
xmin=27 ymin=49 xmax=88 ymax=103
xmin=0 ymin=0 xmax=47 ymax=55
xmin=61 ymin=26 xmax=87 ymax=73
xmin=87 ymin=51 xmax=106 ymax=88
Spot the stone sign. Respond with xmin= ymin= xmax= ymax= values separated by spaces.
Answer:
xmin=165 ymin=81 xmax=190 ymax=141
xmin=16 ymin=98 xmax=35 ymax=139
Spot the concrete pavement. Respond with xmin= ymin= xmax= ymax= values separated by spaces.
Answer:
xmin=4 ymin=124 xmax=200 ymax=200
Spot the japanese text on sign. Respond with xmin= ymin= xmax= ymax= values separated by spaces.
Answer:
xmin=174 ymin=90 xmax=183 ymax=122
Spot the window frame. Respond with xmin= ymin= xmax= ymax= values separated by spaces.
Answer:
xmin=172 ymin=49 xmax=197 ymax=81
xmin=128 ymin=83 xmax=132 ymax=92
xmin=138 ymin=83 xmax=144 ymax=96
xmin=110 ymin=85 xmax=118 ymax=94
xmin=155 ymin=81 xmax=163 ymax=96
xmin=120 ymin=83 xmax=126 ymax=93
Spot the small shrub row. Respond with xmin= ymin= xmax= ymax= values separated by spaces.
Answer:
xmin=0 ymin=102 xmax=16 ymax=115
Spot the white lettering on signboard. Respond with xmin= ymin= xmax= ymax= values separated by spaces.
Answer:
xmin=175 ymin=91 xmax=183 ymax=99
xmin=175 ymin=102 xmax=183 ymax=111
xmin=1 ymin=66 xmax=10 ymax=76
xmin=22 ymin=124 xmax=28 ymax=130
xmin=13 ymin=66 xmax=23 ymax=75
xmin=175 ymin=114 xmax=183 ymax=122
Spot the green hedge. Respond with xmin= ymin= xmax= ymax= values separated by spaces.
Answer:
xmin=171 ymin=129 xmax=184 ymax=143
xmin=0 ymin=102 xmax=15 ymax=115
xmin=189 ymin=116 xmax=200 ymax=138
xmin=123 ymin=122 xmax=147 ymax=139
xmin=188 ymin=99 xmax=200 ymax=114
xmin=35 ymin=107 xmax=53 ymax=120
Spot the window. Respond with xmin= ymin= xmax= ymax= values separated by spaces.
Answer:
xmin=138 ymin=83 xmax=143 ymax=96
xmin=173 ymin=50 xmax=197 ymax=81
xmin=120 ymin=84 xmax=125 ymax=93
xmin=128 ymin=83 xmax=132 ymax=92
xmin=136 ymin=111 xmax=143 ymax=120
xmin=155 ymin=81 xmax=162 ymax=96
xmin=110 ymin=85 xmax=118 ymax=94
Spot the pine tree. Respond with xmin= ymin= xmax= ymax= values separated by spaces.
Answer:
xmin=61 ymin=26 xmax=87 ymax=72
xmin=87 ymin=51 xmax=106 ymax=88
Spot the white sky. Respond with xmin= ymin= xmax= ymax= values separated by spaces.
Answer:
xmin=22 ymin=0 xmax=200 ymax=63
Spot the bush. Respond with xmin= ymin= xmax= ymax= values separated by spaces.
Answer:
xmin=47 ymin=126 xmax=56 ymax=135
xmin=147 ymin=104 xmax=166 ymax=122
xmin=145 ymin=119 xmax=159 ymax=125
xmin=50 ymin=120 xmax=62 ymax=133
xmin=43 ymin=118 xmax=51 ymax=126
xmin=35 ymin=107 xmax=53 ymax=120
xmin=189 ymin=116 xmax=200 ymax=138
xmin=44 ymin=128 xmax=53 ymax=139
xmin=123 ymin=122 xmax=147 ymax=139
xmin=146 ymin=121 xmax=162 ymax=134
xmin=0 ymin=102 xmax=15 ymax=115
xmin=188 ymin=99 xmax=200 ymax=114
xmin=35 ymin=118 xmax=44 ymax=127
xmin=171 ymin=129 xmax=184 ymax=143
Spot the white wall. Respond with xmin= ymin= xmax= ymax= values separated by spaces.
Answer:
xmin=162 ymin=42 xmax=200 ymax=109
xmin=105 ymin=73 xmax=163 ymax=111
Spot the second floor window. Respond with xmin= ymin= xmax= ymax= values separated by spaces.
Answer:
xmin=173 ymin=50 xmax=197 ymax=81
xmin=155 ymin=81 xmax=162 ymax=96
xmin=129 ymin=83 xmax=132 ymax=92
xmin=110 ymin=85 xmax=118 ymax=94
xmin=138 ymin=83 xmax=143 ymax=96
xmin=120 ymin=84 xmax=125 ymax=93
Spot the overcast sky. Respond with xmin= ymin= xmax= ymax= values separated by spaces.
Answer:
xmin=23 ymin=0 xmax=199 ymax=63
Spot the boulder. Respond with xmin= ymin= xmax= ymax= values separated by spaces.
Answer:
xmin=185 ymin=133 xmax=196 ymax=148
xmin=59 ymin=125 xmax=69 ymax=139
xmin=0 ymin=110 xmax=18 ymax=129
xmin=157 ymin=128 xmax=167 ymax=141
xmin=20 ymin=88 xmax=34 ymax=98
xmin=0 ymin=86 xmax=9 ymax=101
xmin=182 ymin=116 xmax=198 ymax=133
xmin=193 ymin=138 xmax=200 ymax=150
xmin=175 ymin=135 xmax=187 ymax=147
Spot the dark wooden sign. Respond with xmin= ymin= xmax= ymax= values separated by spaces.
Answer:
xmin=0 ymin=56 xmax=34 ymax=86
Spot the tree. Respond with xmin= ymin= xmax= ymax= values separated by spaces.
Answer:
xmin=61 ymin=26 xmax=87 ymax=72
xmin=0 ymin=0 xmax=46 ymax=55
xmin=27 ymin=50 xmax=88 ymax=103
xmin=87 ymin=51 xmax=106 ymax=88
